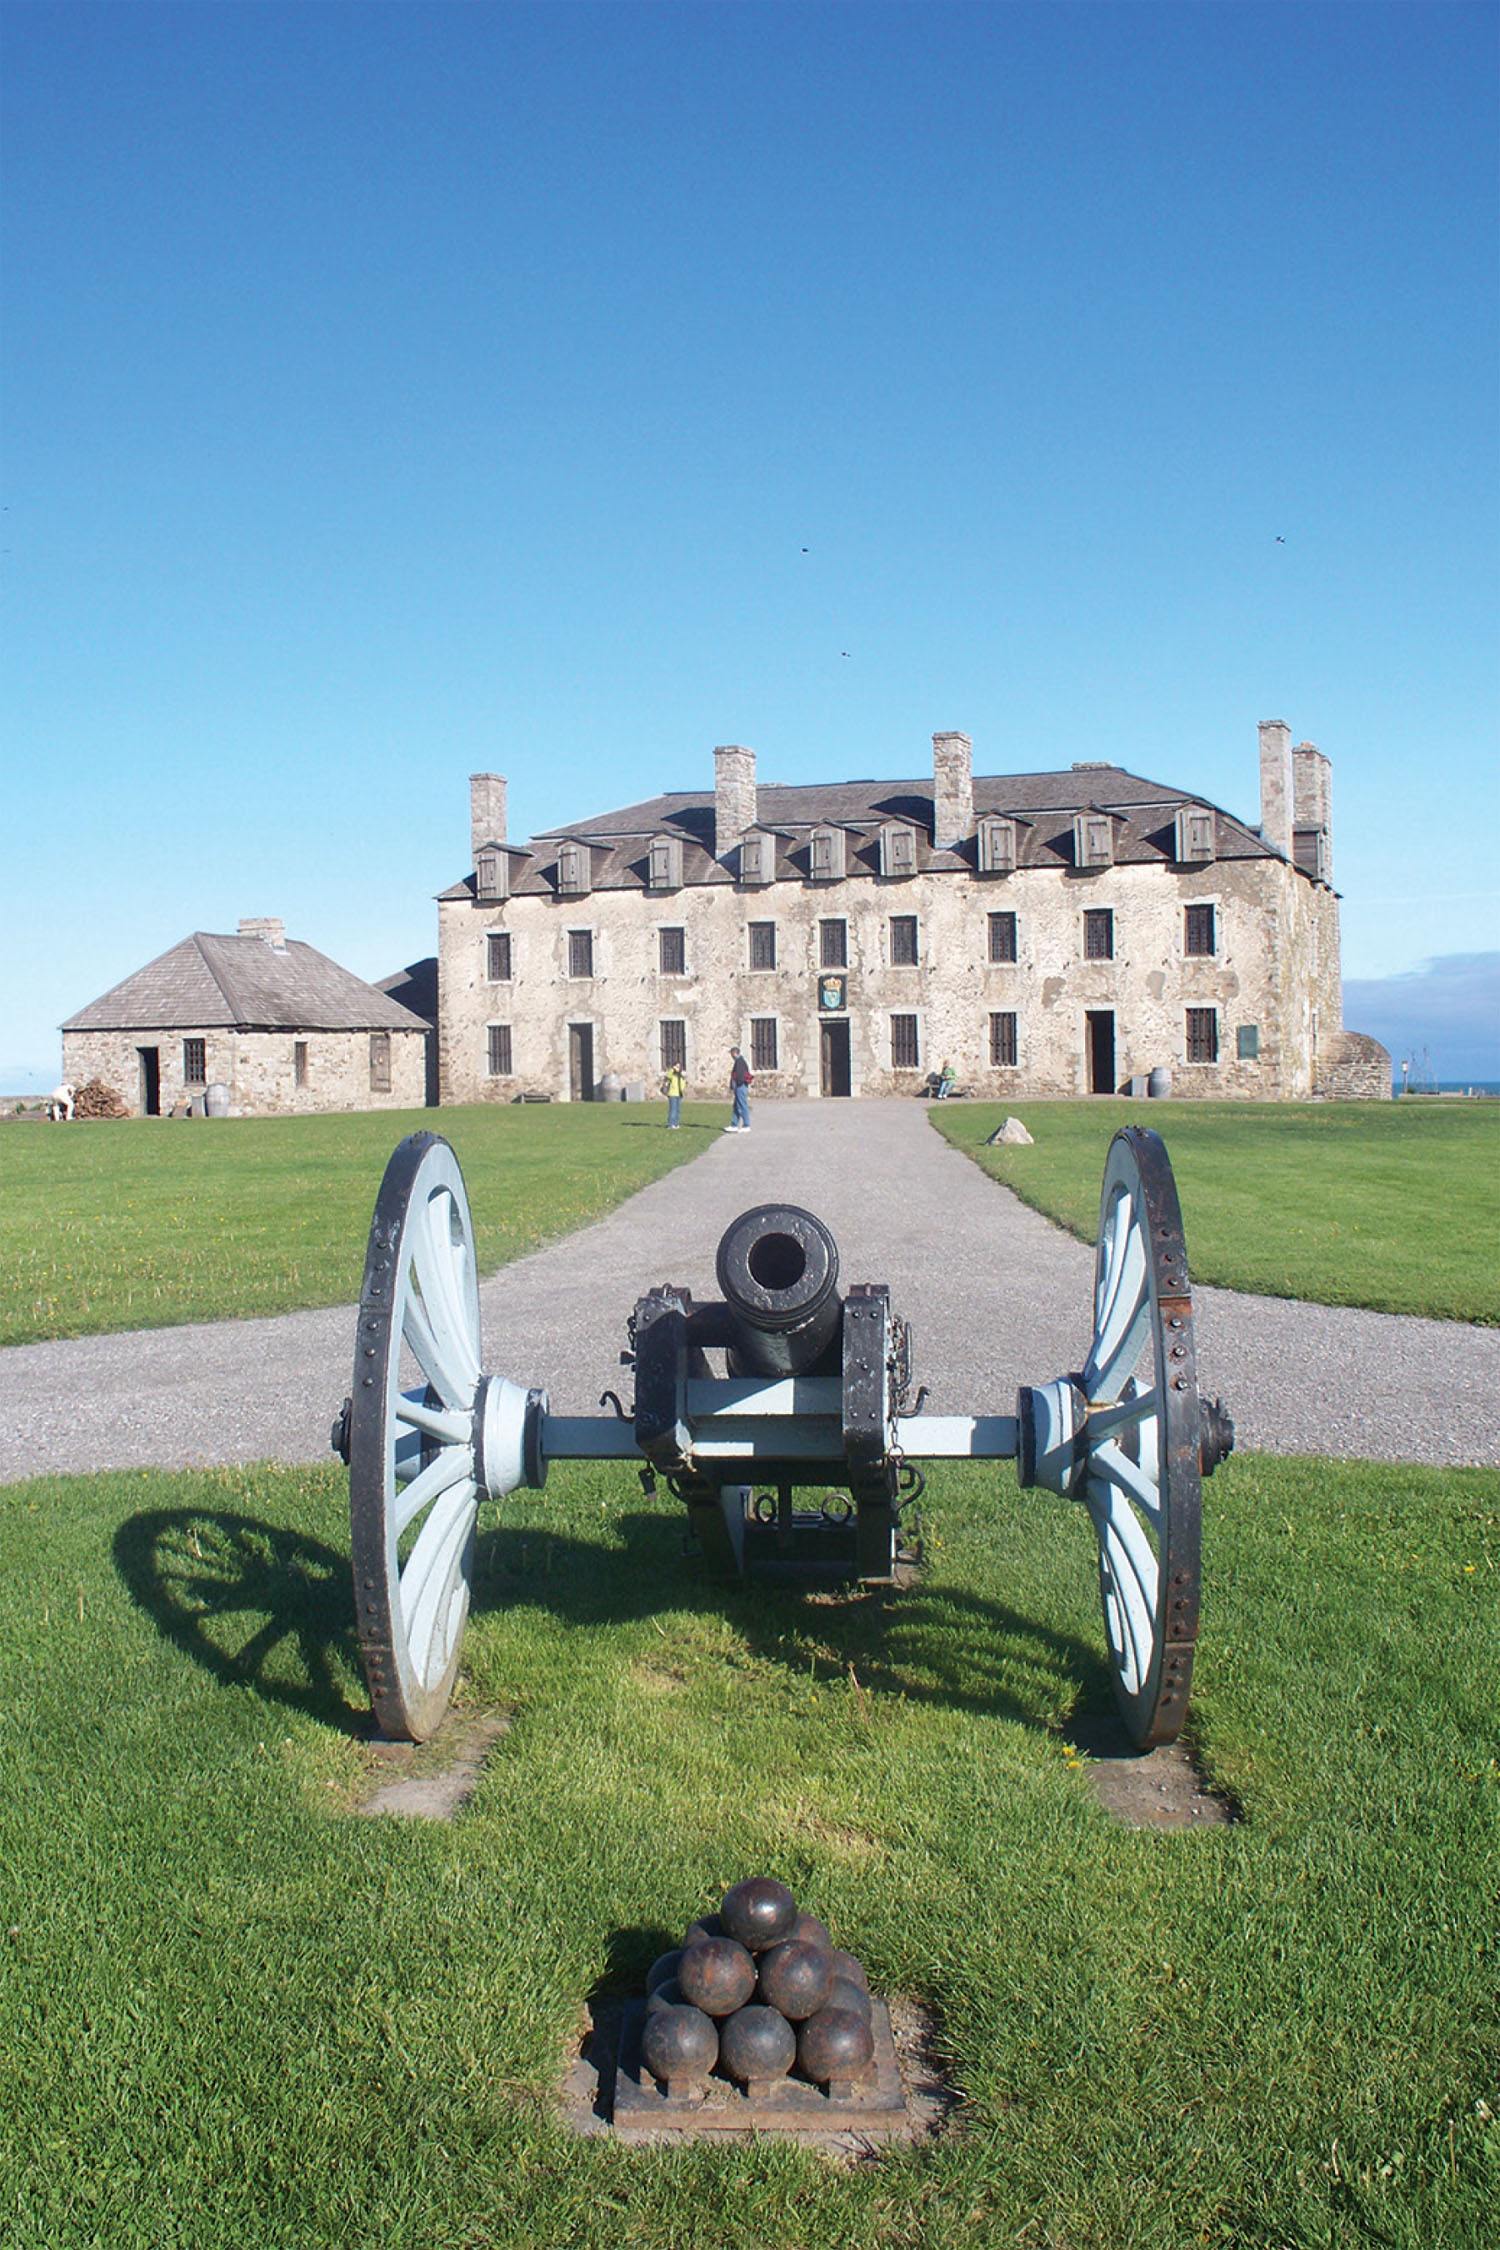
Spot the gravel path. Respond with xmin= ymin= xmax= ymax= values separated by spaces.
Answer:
xmin=3 ymin=1101 xmax=1496 ymax=1484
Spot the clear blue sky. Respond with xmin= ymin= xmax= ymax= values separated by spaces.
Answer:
xmin=4 ymin=0 xmax=1497 ymax=1088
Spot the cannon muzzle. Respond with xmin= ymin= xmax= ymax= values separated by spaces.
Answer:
xmin=714 ymin=1204 xmax=843 ymax=1378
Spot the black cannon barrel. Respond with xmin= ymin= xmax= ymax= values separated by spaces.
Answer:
xmin=714 ymin=1204 xmax=842 ymax=1378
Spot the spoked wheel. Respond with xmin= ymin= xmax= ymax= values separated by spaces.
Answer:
xmin=1078 ymin=1128 xmax=1202 ymax=1747
xmin=1020 ymin=1127 xmax=1225 ymax=1749
xmin=344 ymin=1134 xmax=490 ymax=1742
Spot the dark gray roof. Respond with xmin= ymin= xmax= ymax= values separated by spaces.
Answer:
xmin=376 ymin=956 xmax=439 ymax=1026
xmin=439 ymin=764 xmax=1277 ymax=900
xmin=63 ymin=933 xmax=430 ymax=1034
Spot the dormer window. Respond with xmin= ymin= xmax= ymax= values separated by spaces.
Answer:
xmin=809 ymin=826 xmax=846 ymax=882
xmin=1293 ymin=828 xmax=1329 ymax=882
xmin=1074 ymin=811 xmax=1115 ymax=870
xmin=558 ymin=840 xmax=589 ymax=896
xmin=647 ymin=834 xmax=683 ymax=891
xmin=739 ymin=831 xmax=774 ymax=885
xmin=977 ymin=816 xmax=1017 ymax=874
xmin=1175 ymin=807 xmax=1216 ymax=864
xmin=476 ymin=850 xmax=508 ymax=902
xmin=880 ymin=823 xmax=918 ymax=879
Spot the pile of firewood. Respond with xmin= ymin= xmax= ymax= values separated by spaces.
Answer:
xmin=72 ymin=1078 xmax=129 ymax=1120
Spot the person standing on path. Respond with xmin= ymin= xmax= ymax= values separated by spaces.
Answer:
xmin=727 ymin=1047 xmax=752 ymax=1132
xmin=663 ymin=1062 xmax=685 ymax=1128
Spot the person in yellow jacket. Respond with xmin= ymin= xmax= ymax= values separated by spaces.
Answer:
xmin=662 ymin=1063 xmax=685 ymax=1128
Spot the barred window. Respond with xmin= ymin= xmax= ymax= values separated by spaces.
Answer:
xmin=487 ymin=1024 xmax=513 ymax=1076
xmin=750 ymin=1018 xmax=778 ymax=1071
xmin=658 ymin=926 xmax=686 ymax=975
xmin=989 ymin=1012 xmax=1018 ymax=1067
xmin=1186 ymin=1008 xmax=1219 ymax=1064
xmin=369 ymin=1031 xmax=391 ymax=1093
xmin=890 ymin=915 xmax=919 ymax=966
xmin=749 ymin=920 xmax=776 ymax=970
xmin=567 ymin=928 xmax=594 ymax=978
xmin=1184 ymin=904 xmax=1216 ymax=957
xmin=487 ymin=931 xmax=512 ymax=980
xmin=890 ymin=1014 xmax=919 ymax=1069
xmin=988 ymin=911 xmax=1017 ymax=963
xmin=659 ymin=1020 xmax=686 ymax=1072
xmin=1083 ymin=908 xmax=1114 ymax=960
xmin=294 ymin=1041 xmax=308 ymax=1088
xmin=820 ymin=918 xmax=848 ymax=968
xmin=183 ymin=1038 xmax=206 ymax=1084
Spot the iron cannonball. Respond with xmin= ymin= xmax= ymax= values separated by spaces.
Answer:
xmin=677 ymin=1935 xmax=757 ymax=2017
xmin=828 ymin=1947 xmax=868 ymax=1991
xmin=826 ymin=1974 xmax=872 ymax=2021
xmin=683 ymin=1913 xmax=726 ymax=1948
xmin=646 ymin=1978 xmax=686 ymax=2015
xmin=642 ymin=2004 xmax=719 ymax=2089
xmin=645 ymin=1949 xmax=684 ymax=1995
xmin=718 ymin=2004 xmax=797 ymax=2087
xmin=755 ymin=1938 xmax=833 ymax=2021
xmin=789 ymin=1911 xmax=831 ymax=1952
xmin=720 ymin=1876 xmax=798 ymax=1953
xmin=796 ymin=2005 xmax=875 ymax=2085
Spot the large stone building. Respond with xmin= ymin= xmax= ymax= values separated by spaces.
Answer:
xmin=62 ymin=918 xmax=430 ymax=1116
xmin=437 ymin=724 xmax=1386 ymax=1105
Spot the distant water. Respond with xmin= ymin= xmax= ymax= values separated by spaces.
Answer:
xmin=1395 ymin=1081 xmax=1500 ymax=1097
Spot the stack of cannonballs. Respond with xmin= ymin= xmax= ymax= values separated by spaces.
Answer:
xmin=640 ymin=1877 xmax=876 ymax=2101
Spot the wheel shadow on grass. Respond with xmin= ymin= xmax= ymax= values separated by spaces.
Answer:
xmin=110 ymin=1500 xmax=1114 ymax=1741
xmin=113 ymin=1508 xmax=367 ymax=1732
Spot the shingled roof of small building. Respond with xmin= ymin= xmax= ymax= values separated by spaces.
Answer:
xmin=438 ymin=763 xmax=1275 ymax=898
xmin=62 ymin=932 xmax=431 ymax=1034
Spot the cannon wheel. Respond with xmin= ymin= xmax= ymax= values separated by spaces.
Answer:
xmin=348 ymin=1134 xmax=485 ymax=1742
xmin=1077 ymin=1127 xmax=1202 ymax=1749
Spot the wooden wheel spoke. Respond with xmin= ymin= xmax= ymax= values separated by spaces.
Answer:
xmin=400 ymin=1480 xmax=478 ymax=1664
xmin=394 ymin=1394 xmax=472 ymax=1446
xmin=400 ymin=1281 xmax=469 ymax=1406
xmin=414 ymin=1187 xmax=480 ymax=1387
xmin=394 ymin=1442 xmax=476 ymax=1537
xmin=1088 ymin=1480 xmax=1158 ymax=1692
xmin=1084 ymin=1205 xmax=1151 ymax=1400
xmin=1088 ymin=1435 xmax=1164 ymax=1528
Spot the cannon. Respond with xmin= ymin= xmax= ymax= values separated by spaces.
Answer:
xmin=334 ymin=1126 xmax=1232 ymax=1751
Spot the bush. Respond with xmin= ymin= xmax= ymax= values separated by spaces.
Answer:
xmin=73 ymin=1078 xmax=129 ymax=1120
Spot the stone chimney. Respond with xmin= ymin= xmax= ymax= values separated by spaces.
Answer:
xmin=238 ymin=916 xmax=286 ymax=951
xmin=1257 ymin=720 xmax=1293 ymax=855
xmin=470 ymin=773 xmax=508 ymax=864
xmin=714 ymin=745 xmax=758 ymax=863
xmin=1293 ymin=739 xmax=1333 ymax=883
xmin=932 ymin=731 xmax=974 ymax=851
xmin=1293 ymin=741 xmax=1331 ymax=832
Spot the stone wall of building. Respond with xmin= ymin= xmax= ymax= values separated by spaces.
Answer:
xmin=1315 ymin=1030 xmax=1393 ymax=1101
xmin=439 ymin=849 xmax=1340 ymax=1105
xmin=63 ymin=1026 xmax=427 ymax=1117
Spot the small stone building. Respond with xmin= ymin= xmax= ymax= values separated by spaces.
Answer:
xmin=62 ymin=918 xmax=430 ymax=1116
xmin=437 ymin=724 xmax=1387 ymax=1105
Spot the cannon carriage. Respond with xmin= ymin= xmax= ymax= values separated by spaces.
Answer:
xmin=334 ymin=1127 xmax=1232 ymax=1751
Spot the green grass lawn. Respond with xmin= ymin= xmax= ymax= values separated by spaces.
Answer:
xmin=930 ymin=1099 xmax=1500 ymax=1324
xmin=3 ymin=1452 xmax=1495 ymax=2248
xmin=0 ymin=1104 xmax=721 ymax=1347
